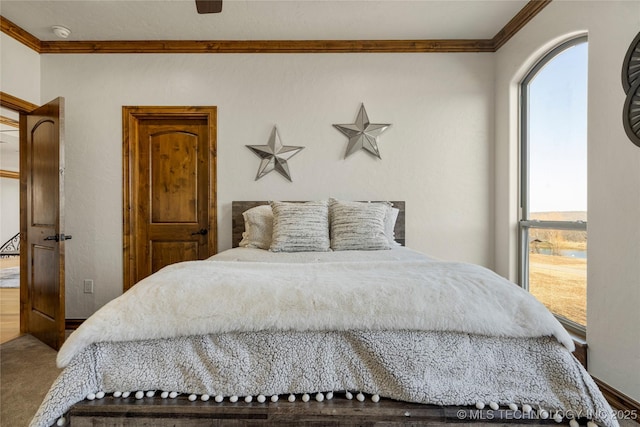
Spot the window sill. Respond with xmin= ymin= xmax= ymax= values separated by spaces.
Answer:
xmin=557 ymin=315 xmax=586 ymax=340
xmin=568 ymin=332 xmax=588 ymax=369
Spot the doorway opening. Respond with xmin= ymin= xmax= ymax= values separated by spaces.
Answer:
xmin=0 ymin=107 xmax=20 ymax=343
xmin=1 ymin=92 xmax=66 ymax=350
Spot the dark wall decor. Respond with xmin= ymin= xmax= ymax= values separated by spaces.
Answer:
xmin=622 ymin=31 xmax=640 ymax=148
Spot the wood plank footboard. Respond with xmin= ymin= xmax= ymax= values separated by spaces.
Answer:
xmin=68 ymin=396 xmax=558 ymax=426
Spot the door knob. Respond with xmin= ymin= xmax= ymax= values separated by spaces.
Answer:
xmin=191 ymin=228 xmax=208 ymax=236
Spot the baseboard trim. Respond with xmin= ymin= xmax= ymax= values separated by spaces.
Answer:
xmin=594 ymin=377 xmax=640 ymax=417
xmin=65 ymin=319 xmax=85 ymax=330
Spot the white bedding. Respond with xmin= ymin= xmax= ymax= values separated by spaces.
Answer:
xmin=35 ymin=330 xmax=615 ymax=427
xmin=58 ymin=247 xmax=572 ymax=368
xmin=211 ymin=246 xmax=434 ymax=263
xmin=33 ymin=247 xmax=617 ymax=427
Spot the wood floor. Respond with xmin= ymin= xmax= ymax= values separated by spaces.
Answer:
xmin=1 ymin=256 xmax=21 ymax=344
xmin=1 ymin=288 xmax=20 ymax=343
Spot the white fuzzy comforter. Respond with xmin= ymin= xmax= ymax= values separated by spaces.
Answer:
xmin=32 ymin=248 xmax=618 ymax=427
xmin=58 ymin=248 xmax=573 ymax=368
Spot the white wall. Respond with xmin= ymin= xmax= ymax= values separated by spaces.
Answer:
xmin=0 ymin=32 xmax=39 ymax=261
xmin=39 ymin=52 xmax=495 ymax=318
xmin=0 ymin=33 xmax=40 ymax=104
xmin=495 ymin=0 xmax=640 ymax=400
xmin=0 ymin=177 xmax=20 ymax=245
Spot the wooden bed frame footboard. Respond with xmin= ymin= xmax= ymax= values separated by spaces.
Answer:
xmin=69 ymin=394 xmax=560 ymax=426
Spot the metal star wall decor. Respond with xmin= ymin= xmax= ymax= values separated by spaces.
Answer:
xmin=246 ymin=127 xmax=304 ymax=182
xmin=333 ymin=104 xmax=391 ymax=159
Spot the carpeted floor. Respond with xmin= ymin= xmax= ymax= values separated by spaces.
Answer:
xmin=1 ymin=334 xmax=61 ymax=427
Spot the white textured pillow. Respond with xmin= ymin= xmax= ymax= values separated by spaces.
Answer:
xmin=329 ymin=199 xmax=392 ymax=251
xmin=269 ymin=201 xmax=330 ymax=252
xmin=239 ymin=205 xmax=273 ymax=249
xmin=385 ymin=206 xmax=401 ymax=246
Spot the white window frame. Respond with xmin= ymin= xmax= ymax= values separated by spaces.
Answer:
xmin=519 ymin=35 xmax=588 ymax=337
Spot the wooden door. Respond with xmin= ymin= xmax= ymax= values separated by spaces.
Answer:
xmin=20 ymin=97 xmax=66 ymax=350
xmin=123 ymin=107 xmax=217 ymax=291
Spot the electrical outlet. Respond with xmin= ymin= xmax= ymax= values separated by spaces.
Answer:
xmin=83 ymin=279 xmax=94 ymax=294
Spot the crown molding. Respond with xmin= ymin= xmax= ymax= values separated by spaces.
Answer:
xmin=0 ymin=16 xmax=41 ymax=52
xmin=0 ymin=115 xmax=19 ymax=128
xmin=0 ymin=170 xmax=20 ymax=179
xmin=492 ymin=0 xmax=552 ymax=50
xmin=0 ymin=91 xmax=38 ymax=113
xmin=1 ymin=1 xmax=550 ymax=54
xmin=38 ymin=38 xmax=495 ymax=54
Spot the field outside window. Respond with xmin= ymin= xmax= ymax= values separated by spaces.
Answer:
xmin=527 ymin=222 xmax=586 ymax=326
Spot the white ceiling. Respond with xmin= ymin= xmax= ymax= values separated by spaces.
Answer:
xmin=0 ymin=0 xmax=529 ymax=42
xmin=0 ymin=0 xmax=529 ymax=171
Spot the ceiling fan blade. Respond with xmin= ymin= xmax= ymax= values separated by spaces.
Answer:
xmin=196 ymin=0 xmax=222 ymax=14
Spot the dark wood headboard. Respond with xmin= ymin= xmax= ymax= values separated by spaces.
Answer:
xmin=232 ymin=201 xmax=405 ymax=248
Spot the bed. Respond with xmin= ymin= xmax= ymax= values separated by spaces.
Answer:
xmin=32 ymin=200 xmax=617 ymax=427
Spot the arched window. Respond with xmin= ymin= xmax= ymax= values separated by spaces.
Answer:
xmin=519 ymin=36 xmax=588 ymax=336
